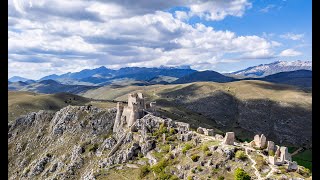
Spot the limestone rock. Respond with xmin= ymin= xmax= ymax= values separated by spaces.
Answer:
xmin=288 ymin=161 xmax=298 ymax=171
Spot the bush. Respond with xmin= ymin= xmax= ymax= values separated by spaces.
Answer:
xmin=151 ymin=159 xmax=169 ymax=174
xmin=87 ymin=143 xmax=99 ymax=152
xmin=187 ymin=176 xmax=193 ymax=180
xmin=159 ymin=123 xmax=168 ymax=134
xmin=191 ymin=154 xmax=200 ymax=162
xmin=158 ymin=172 xmax=171 ymax=180
xmin=169 ymin=175 xmax=179 ymax=180
xmin=139 ymin=165 xmax=150 ymax=178
xmin=234 ymin=168 xmax=251 ymax=180
xmin=182 ymin=143 xmax=193 ymax=154
xmin=166 ymin=136 xmax=176 ymax=141
xmin=201 ymin=145 xmax=209 ymax=152
xmin=161 ymin=145 xmax=171 ymax=153
xmin=298 ymin=166 xmax=311 ymax=177
xmin=197 ymin=166 xmax=203 ymax=172
xmin=205 ymin=151 xmax=212 ymax=156
xmin=191 ymin=169 xmax=196 ymax=173
xmin=235 ymin=150 xmax=247 ymax=160
xmin=169 ymin=128 xmax=177 ymax=135
xmin=268 ymin=150 xmax=275 ymax=156
xmin=218 ymin=176 xmax=225 ymax=180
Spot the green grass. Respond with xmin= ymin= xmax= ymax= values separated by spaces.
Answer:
xmin=292 ymin=149 xmax=312 ymax=171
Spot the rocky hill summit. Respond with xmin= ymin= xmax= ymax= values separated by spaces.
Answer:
xmin=8 ymin=93 xmax=311 ymax=180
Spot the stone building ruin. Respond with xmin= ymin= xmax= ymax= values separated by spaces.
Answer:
xmin=113 ymin=93 xmax=156 ymax=134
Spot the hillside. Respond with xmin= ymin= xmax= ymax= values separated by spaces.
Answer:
xmin=259 ymin=70 xmax=312 ymax=88
xmin=81 ymin=80 xmax=312 ymax=149
xmin=17 ymin=80 xmax=99 ymax=94
xmin=172 ymin=71 xmax=235 ymax=84
xmin=8 ymin=91 xmax=117 ymax=122
xmin=231 ymin=60 xmax=312 ymax=77
xmin=8 ymin=104 xmax=312 ymax=179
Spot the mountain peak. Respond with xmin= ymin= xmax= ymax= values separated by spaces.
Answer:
xmin=232 ymin=60 xmax=311 ymax=77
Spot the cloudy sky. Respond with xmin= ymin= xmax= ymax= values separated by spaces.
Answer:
xmin=8 ymin=0 xmax=312 ymax=79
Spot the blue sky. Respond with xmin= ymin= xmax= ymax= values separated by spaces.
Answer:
xmin=8 ymin=0 xmax=312 ymax=79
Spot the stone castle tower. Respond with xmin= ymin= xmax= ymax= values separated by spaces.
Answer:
xmin=113 ymin=93 xmax=154 ymax=134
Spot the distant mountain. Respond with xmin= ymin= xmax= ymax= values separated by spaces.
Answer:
xmin=259 ymin=70 xmax=312 ymax=88
xmin=148 ymin=75 xmax=178 ymax=84
xmin=38 ymin=66 xmax=196 ymax=85
xmin=17 ymin=79 xmax=99 ymax=94
xmin=8 ymin=76 xmax=31 ymax=82
xmin=231 ymin=60 xmax=312 ymax=77
xmin=8 ymin=81 xmax=28 ymax=91
xmin=172 ymin=70 xmax=235 ymax=84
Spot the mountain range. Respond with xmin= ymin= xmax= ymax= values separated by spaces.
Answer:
xmin=8 ymin=61 xmax=312 ymax=93
xmin=230 ymin=60 xmax=311 ymax=77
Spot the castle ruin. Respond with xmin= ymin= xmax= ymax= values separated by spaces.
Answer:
xmin=113 ymin=92 xmax=156 ymax=134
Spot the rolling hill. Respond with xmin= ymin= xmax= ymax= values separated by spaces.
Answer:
xmin=172 ymin=70 xmax=235 ymax=84
xmin=8 ymin=91 xmax=117 ymax=122
xmin=259 ymin=70 xmax=312 ymax=88
xmin=81 ymin=80 xmax=312 ymax=148
xmin=17 ymin=80 xmax=99 ymax=94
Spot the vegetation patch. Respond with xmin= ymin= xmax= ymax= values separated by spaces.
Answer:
xmin=235 ymin=150 xmax=247 ymax=160
xmin=191 ymin=154 xmax=200 ymax=162
xmin=182 ymin=143 xmax=193 ymax=154
xmin=139 ymin=165 xmax=151 ymax=178
xmin=234 ymin=168 xmax=251 ymax=180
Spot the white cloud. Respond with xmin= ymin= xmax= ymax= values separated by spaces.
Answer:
xmin=260 ymin=4 xmax=276 ymax=13
xmin=8 ymin=0 xmax=281 ymax=79
xmin=280 ymin=33 xmax=304 ymax=40
xmin=279 ymin=49 xmax=302 ymax=57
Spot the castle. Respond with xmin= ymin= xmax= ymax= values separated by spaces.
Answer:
xmin=113 ymin=93 xmax=156 ymax=133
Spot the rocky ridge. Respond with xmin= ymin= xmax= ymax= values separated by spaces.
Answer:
xmin=8 ymin=105 xmax=311 ymax=179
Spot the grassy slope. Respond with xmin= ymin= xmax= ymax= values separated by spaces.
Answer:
xmin=8 ymin=91 xmax=117 ymax=122
xmin=81 ymin=80 xmax=312 ymax=169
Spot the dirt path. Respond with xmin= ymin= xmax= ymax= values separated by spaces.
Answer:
xmin=291 ymin=147 xmax=303 ymax=156
xmin=244 ymin=147 xmax=263 ymax=180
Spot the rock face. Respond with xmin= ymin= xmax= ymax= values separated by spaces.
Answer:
xmin=8 ymin=105 xmax=116 ymax=179
xmin=288 ymin=161 xmax=298 ymax=171
xmin=8 ymin=93 xmax=308 ymax=180
xmin=223 ymin=132 xmax=235 ymax=145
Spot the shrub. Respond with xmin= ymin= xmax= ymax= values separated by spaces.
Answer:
xmin=234 ymin=168 xmax=251 ymax=180
xmin=205 ymin=151 xmax=212 ymax=156
xmin=255 ymin=155 xmax=267 ymax=171
xmin=159 ymin=123 xmax=168 ymax=134
xmin=169 ymin=175 xmax=179 ymax=180
xmin=268 ymin=150 xmax=275 ymax=156
xmin=298 ymin=166 xmax=311 ymax=177
xmin=182 ymin=143 xmax=193 ymax=154
xmin=191 ymin=169 xmax=196 ymax=173
xmin=187 ymin=176 xmax=193 ymax=180
xmin=235 ymin=150 xmax=247 ymax=160
xmin=169 ymin=128 xmax=177 ymax=135
xmin=87 ymin=143 xmax=99 ymax=152
xmin=158 ymin=172 xmax=171 ymax=180
xmin=166 ymin=136 xmax=176 ymax=141
xmin=201 ymin=145 xmax=209 ymax=152
xmin=151 ymin=159 xmax=169 ymax=174
xmin=197 ymin=166 xmax=203 ymax=172
xmin=161 ymin=145 xmax=171 ymax=153
xmin=191 ymin=154 xmax=200 ymax=162
xmin=139 ymin=165 xmax=150 ymax=178
xmin=218 ymin=176 xmax=225 ymax=180
xmin=212 ymin=168 xmax=219 ymax=175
